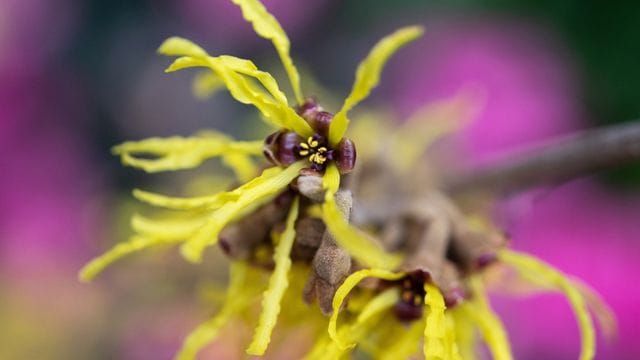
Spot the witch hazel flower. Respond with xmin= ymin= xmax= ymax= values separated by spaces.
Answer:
xmin=80 ymin=0 xmax=422 ymax=357
xmin=311 ymin=104 xmax=612 ymax=360
xmin=78 ymin=0 xmax=613 ymax=358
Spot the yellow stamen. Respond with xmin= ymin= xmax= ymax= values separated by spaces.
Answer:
xmin=298 ymin=137 xmax=329 ymax=165
xmin=413 ymin=295 xmax=421 ymax=306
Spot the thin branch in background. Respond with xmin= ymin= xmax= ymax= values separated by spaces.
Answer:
xmin=444 ymin=121 xmax=640 ymax=196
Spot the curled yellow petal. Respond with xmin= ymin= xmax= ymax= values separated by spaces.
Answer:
xmin=221 ymin=153 xmax=258 ymax=183
xmin=329 ymin=26 xmax=424 ymax=146
xmin=208 ymin=56 xmax=309 ymax=134
xmin=218 ymin=55 xmax=312 ymax=136
xmin=573 ymin=280 xmax=617 ymax=340
xmin=329 ymin=269 xmax=405 ymax=349
xmin=464 ymin=276 xmax=513 ymax=360
xmin=218 ymin=55 xmax=289 ymax=104
xmin=378 ymin=320 xmax=423 ymax=360
xmin=78 ymin=236 xmax=181 ymax=282
xmin=304 ymin=334 xmax=349 ymax=360
xmin=112 ymin=133 xmax=220 ymax=155
xmin=450 ymin=307 xmax=477 ymax=360
xmin=180 ymin=162 xmax=305 ymax=263
xmin=499 ymin=249 xmax=595 ymax=360
xmin=192 ymin=71 xmax=225 ymax=99
xmin=355 ymin=288 xmax=399 ymax=327
xmin=165 ymin=56 xmax=204 ymax=73
xmin=322 ymin=196 xmax=401 ymax=269
xmin=112 ymin=134 xmax=263 ymax=173
xmin=423 ymin=283 xmax=447 ymax=359
xmin=159 ymin=37 xmax=312 ymax=135
xmin=391 ymin=90 xmax=481 ymax=171
xmin=444 ymin=313 xmax=464 ymax=360
xmin=323 ymin=162 xmax=341 ymax=193
xmin=246 ymin=197 xmax=300 ymax=355
xmin=231 ymin=0 xmax=304 ymax=104
xmin=322 ymin=164 xmax=403 ymax=269
xmin=132 ymin=189 xmax=237 ymax=210
xmin=347 ymin=110 xmax=393 ymax=160
xmin=176 ymin=262 xmax=252 ymax=360
xmin=158 ymin=36 xmax=207 ymax=58
xmin=130 ymin=213 xmax=205 ymax=240
xmin=329 ymin=288 xmax=399 ymax=354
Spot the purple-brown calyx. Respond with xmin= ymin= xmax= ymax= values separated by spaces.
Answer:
xmin=262 ymin=98 xmax=356 ymax=174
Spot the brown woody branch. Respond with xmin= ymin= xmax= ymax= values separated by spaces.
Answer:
xmin=444 ymin=121 xmax=640 ymax=195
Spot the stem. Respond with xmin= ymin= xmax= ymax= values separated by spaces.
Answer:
xmin=444 ymin=121 xmax=640 ymax=195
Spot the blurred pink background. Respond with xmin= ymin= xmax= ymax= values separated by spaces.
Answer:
xmin=1 ymin=0 xmax=638 ymax=359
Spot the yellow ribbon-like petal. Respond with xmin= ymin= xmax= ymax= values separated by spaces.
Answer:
xmin=78 ymin=236 xmax=181 ymax=282
xmin=217 ymin=55 xmax=289 ymax=105
xmin=192 ymin=71 xmax=225 ymax=99
xmin=132 ymin=189 xmax=236 ymax=211
xmin=129 ymin=213 xmax=208 ymax=240
xmin=180 ymin=162 xmax=305 ymax=263
xmin=112 ymin=134 xmax=263 ymax=173
xmin=328 ymin=288 xmax=399 ymax=355
xmin=355 ymin=288 xmax=399 ymax=327
xmin=221 ymin=153 xmax=259 ymax=183
xmin=322 ymin=164 xmax=403 ymax=269
xmin=328 ymin=26 xmax=424 ymax=146
xmin=499 ymin=249 xmax=595 ymax=360
xmin=423 ymin=283 xmax=448 ymax=360
xmin=217 ymin=55 xmax=312 ymax=136
xmin=573 ymin=281 xmax=617 ymax=340
xmin=175 ymin=261 xmax=255 ymax=360
xmin=378 ymin=320 xmax=423 ymax=360
xmin=158 ymin=36 xmax=208 ymax=58
xmin=231 ymin=0 xmax=304 ymax=104
xmin=444 ymin=313 xmax=464 ymax=360
xmin=329 ymin=268 xmax=406 ymax=349
xmin=304 ymin=334 xmax=349 ymax=360
xmin=159 ymin=38 xmax=312 ymax=136
xmin=464 ymin=276 xmax=513 ymax=360
xmin=322 ymin=161 xmax=341 ymax=193
xmin=165 ymin=55 xmax=204 ymax=73
xmin=391 ymin=90 xmax=479 ymax=171
xmin=450 ymin=307 xmax=477 ymax=360
xmin=246 ymin=197 xmax=300 ymax=355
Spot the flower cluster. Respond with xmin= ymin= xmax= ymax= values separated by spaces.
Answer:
xmin=79 ymin=0 xmax=611 ymax=359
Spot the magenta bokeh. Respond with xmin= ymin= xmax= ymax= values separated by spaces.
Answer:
xmin=387 ymin=17 xmax=640 ymax=359
xmin=1 ymin=1 xmax=638 ymax=358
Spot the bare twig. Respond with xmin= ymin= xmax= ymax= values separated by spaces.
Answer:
xmin=445 ymin=121 xmax=640 ymax=195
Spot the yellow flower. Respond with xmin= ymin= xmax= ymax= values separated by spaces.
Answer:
xmin=79 ymin=0 xmax=423 ymax=357
xmin=77 ymin=1 xmax=610 ymax=358
xmin=309 ymin=104 xmax=611 ymax=360
xmin=315 ymin=250 xmax=605 ymax=360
